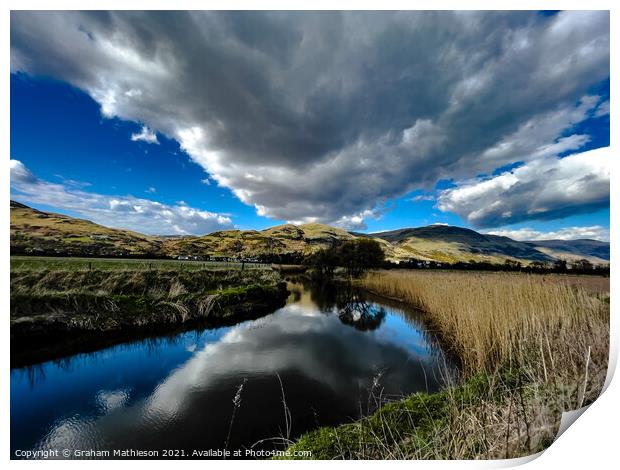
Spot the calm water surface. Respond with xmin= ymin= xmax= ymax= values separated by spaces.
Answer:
xmin=11 ymin=281 xmax=454 ymax=458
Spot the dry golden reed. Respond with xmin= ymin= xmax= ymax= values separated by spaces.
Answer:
xmin=362 ymin=271 xmax=608 ymax=377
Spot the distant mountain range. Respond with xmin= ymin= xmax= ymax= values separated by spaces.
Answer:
xmin=10 ymin=200 xmax=610 ymax=264
xmin=524 ymin=239 xmax=610 ymax=263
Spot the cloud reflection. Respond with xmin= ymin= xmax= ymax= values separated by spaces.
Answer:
xmin=30 ymin=283 xmax=452 ymax=454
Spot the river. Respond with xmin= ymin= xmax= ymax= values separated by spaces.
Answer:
xmin=11 ymin=279 xmax=455 ymax=459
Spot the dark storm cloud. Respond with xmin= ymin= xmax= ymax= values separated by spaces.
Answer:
xmin=10 ymin=11 xmax=610 ymax=228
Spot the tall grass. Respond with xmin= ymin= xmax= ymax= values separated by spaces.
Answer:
xmin=10 ymin=267 xmax=286 ymax=345
xmin=285 ymin=270 xmax=609 ymax=459
xmin=361 ymin=271 xmax=608 ymax=378
xmin=11 ymin=268 xmax=280 ymax=298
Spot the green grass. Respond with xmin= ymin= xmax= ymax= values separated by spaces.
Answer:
xmin=282 ymin=368 xmax=562 ymax=460
xmin=283 ymin=372 xmax=492 ymax=459
xmin=10 ymin=256 xmax=271 ymax=271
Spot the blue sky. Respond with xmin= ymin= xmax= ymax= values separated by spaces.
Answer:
xmin=11 ymin=74 xmax=278 ymax=231
xmin=10 ymin=11 xmax=610 ymax=240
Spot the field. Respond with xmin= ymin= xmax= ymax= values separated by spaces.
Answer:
xmin=286 ymin=270 xmax=610 ymax=459
xmin=10 ymin=256 xmax=272 ymax=271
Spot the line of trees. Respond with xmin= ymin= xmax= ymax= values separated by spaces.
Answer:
xmin=386 ymin=257 xmax=609 ymax=275
xmin=306 ymin=240 xmax=609 ymax=278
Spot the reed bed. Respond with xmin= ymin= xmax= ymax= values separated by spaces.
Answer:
xmin=361 ymin=271 xmax=608 ymax=377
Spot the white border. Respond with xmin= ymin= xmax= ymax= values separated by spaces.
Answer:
xmin=2 ymin=2 xmax=616 ymax=468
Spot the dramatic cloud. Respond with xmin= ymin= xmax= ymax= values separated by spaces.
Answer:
xmin=130 ymin=125 xmax=159 ymax=144
xmin=437 ymin=147 xmax=610 ymax=228
xmin=486 ymin=226 xmax=609 ymax=242
xmin=10 ymin=159 xmax=233 ymax=235
xmin=10 ymin=11 xmax=610 ymax=227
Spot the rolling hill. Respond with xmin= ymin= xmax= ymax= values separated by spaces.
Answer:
xmin=364 ymin=225 xmax=555 ymax=264
xmin=525 ymin=239 xmax=610 ymax=264
xmin=10 ymin=200 xmax=165 ymax=257
xmin=10 ymin=201 xmax=356 ymax=260
xmin=10 ymin=201 xmax=610 ymax=265
xmin=161 ymin=223 xmax=357 ymax=259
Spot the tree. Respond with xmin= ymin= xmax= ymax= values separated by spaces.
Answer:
xmin=573 ymin=259 xmax=593 ymax=272
xmin=553 ymin=259 xmax=568 ymax=272
xmin=504 ymin=259 xmax=522 ymax=270
xmin=307 ymin=247 xmax=340 ymax=279
xmin=529 ymin=261 xmax=548 ymax=271
xmin=338 ymin=239 xmax=385 ymax=278
xmin=306 ymin=238 xmax=385 ymax=279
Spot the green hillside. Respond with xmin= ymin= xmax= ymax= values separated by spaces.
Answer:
xmin=10 ymin=201 xmax=164 ymax=257
xmin=10 ymin=201 xmax=609 ymax=265
xmin=161 ymin=223 xmax=356 ymax=259
xmin=367 ymin=225 xmax=554 ymax=264
xmin=10 ymin=201 xmax=356 ymax=260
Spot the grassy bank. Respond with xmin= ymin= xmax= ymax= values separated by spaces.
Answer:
xmin=11 ymin=267 xmax=287 ymax=366
xmin=285 ymin=270 xmax=609 ymax=459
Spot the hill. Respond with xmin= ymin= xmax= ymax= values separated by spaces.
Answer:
xmin=525 ymin=239 xmax=610 ymax=264
xmin=162 ymin=223 xmax=356 ymax=259
xmin=10 ymin=201 xmax=356 ymax=260
xmin=366 ymin=225 xmax=555 ymax=264
xmin=10 ymin=200 xmax=164 ymax=257
xmin=10 ymin=201 xmax=610 ymax=265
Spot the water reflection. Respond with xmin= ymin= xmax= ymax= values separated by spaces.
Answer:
xmin=11 ymin=281 xmax=454 ymax=458
xmin=337 ymin=292 xmax=387 ymax=331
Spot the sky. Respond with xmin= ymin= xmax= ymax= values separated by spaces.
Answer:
xmin=9 ymin=11 xmax=610 ymax=240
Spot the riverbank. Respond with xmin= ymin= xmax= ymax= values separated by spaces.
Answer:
xmin=11 ymin=268 xmax=288 ymax=366
xmin=284 ymin=270 xmax=609 ymax=459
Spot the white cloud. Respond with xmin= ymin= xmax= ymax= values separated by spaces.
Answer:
xmin=10 ymin=159 xmax=37 ymax=184
xmin=594 ymin=100 xmax=610 ymax=117
xmin=461 ymin=96 xmax=599 ymax=176
xmin=10 ymin=11 xmax=609 ymax=228
xmin=130 ymin=125 xmax=159 ymax=144
xmin=10 ymin=159 xmax=233 ymax=235
xmin=412 ymin=194 xmax=435 ymax=202
xmin=486 ymin=226 xmax=609 ymax=242
xmin=145 ymin=186 xmax=156 ymax=194
xmin=437 ymin=147 xmax=610 ymax=228
xmin=332 ymin=210 xmax=377 ymax=231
